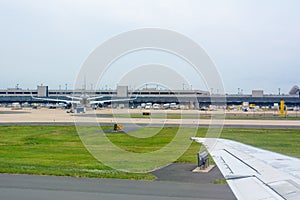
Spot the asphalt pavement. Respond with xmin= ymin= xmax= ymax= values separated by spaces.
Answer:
xmin=0 ymin=164 xmax=236 ymax=200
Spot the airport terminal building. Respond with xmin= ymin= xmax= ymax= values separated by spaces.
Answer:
xmin=0 ymin=85 xmax=300 ymax=108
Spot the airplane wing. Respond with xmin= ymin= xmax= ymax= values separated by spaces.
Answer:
xmin=31 ymin=96 xmax=80 ymax=104
xmin=87 ymin=96 xmax=104 ymax=100
xmin=90 ymin=97 xmax=136 ymax=105
xmin=191 ymin=137 xmax=300 ymax=200
xmin=66 ymin=96 xmax=82 ymax=101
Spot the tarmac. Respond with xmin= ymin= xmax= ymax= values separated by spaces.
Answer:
xmin=0 ymin=164 xmax=236 ymax=200
xmin=1 ymin=108 xmax=300 ymax=128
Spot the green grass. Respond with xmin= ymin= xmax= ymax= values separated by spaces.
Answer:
xmin=96 ymin=113 xmax=300 ymax=120
xmin=0 ymin=126 xmax=299 ymax=180
xmin=0 ymin=126 xmax=154 ymax=180
xmin=105 ymin=127 xmax=178 ymax=153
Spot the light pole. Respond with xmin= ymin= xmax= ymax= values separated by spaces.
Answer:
xmin=65 ymin=84 xmax=68 ymax=95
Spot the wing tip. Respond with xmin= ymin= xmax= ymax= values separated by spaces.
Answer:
xmin=190 ymin=137 xmax=205 ymax=143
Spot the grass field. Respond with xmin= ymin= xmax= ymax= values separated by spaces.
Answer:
xmin=0 ymin=126 xmax=299 ymax=180
xmin=0 ymin=126 xmax=154 ymax=180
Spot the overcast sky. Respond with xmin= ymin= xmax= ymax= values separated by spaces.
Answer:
xmin=1 ymin=0 xmax=299 ymax=94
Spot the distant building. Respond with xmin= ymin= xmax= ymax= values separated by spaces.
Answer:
xmin=116 ymin=85 xmax=128 ymax=97
xmin=37 ymin=85 xmax=48 ymax=97
xmin=252 ymin=90 xmax=264 ymax=97
xmin=0 ymin=85 xmax=299 ymax=107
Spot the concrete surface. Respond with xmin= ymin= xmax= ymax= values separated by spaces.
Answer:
xmin=0 ymin=169 xmax=236 ymax=200
xmin=0 ymin=108 xmax=300 ymax=128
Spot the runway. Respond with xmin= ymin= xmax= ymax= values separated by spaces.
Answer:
xmin=0 ymin=171 xmax=235 ymax=200
xmin=0 ymin=108 xmax=300 ymax=128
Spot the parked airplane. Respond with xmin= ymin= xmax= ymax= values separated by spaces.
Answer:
xmin=32 ymin=93 xmax=136 ymax=108
xmin=191 ymin=137 xmax=300 ymax=200
xmin=32 ymin=78 xmax=137 ymax=108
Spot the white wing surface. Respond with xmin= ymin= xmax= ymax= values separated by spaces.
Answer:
xmin=191 ymin=137 xmax=300 ymax=200
xmin=90 ymin=97 xmax=136 ymax=105
xmin=31 ymin=96 xmax=80 ymax=104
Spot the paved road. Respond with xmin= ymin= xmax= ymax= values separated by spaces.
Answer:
xmin=1 ymin=122 xmax=300 ymax=129
xmin=0 ymin=172 xmax=235 ymax=200
xmin=1 ymin=108 xmax=300 ymax=128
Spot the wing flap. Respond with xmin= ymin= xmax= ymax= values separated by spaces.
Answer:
xmin=227 ymin=176 xmax=284 ymax=200
xmin=269 ymin=180 xmax=300 ymax=200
